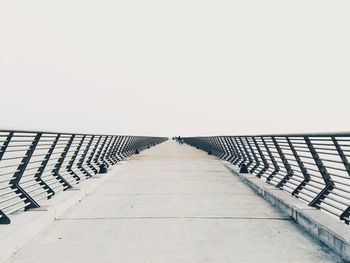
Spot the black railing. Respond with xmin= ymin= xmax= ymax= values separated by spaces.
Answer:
xmin=182 ymin=133 xmax=350 ymax=224
xmin=0 ymin=129 xmax=167 ymax=224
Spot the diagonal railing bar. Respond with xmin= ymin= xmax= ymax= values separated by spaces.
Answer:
xmin=33 ymin=134 xmax=60 ymax=199
xmin=246 ymin=137 xmax=260 ymax=174
xmin=103 ymin=136 xmax=115 ymax=166
xmin=77 ymin=135 xmax=94 ymax=177
xmin=240 ymin=137 xmax=253 ymax=169
xmin=66 ymin=135 xmax=85 ymax=183
xmin=261 ymin=137 xmax=280 ymax=183
xmin=0 ymin=132 xmax=13 ymax=161
xmin=332 ymin=137 xmax=350 ymax=222
xmin=111 ymin=136 xmax=123 ymax=163
xmin=273 ymin=137 xmax=294 ymax=188
xmin=233 ymin=137 xmax=245 ymax=166
xmin=287 ymin=137 xmax=311 ymax=197
xmin=51 ymin=134 xmax=75 ymax=189
xmin=116 ymin=136 xmax=127 ymax=160
xmin=8 ymin=133 xmax=42 ymax=210
xmin=86 ymin=136 xmax=101 ymax=174
xmin=95 ymin=136 xmax=108 ymax=167
xmin=304 ymin=137 xmax=335 ymax=207
xmin=252 ymin=137 xmax=268 ymax=177
xmin=223 ymin=137 xmax=235 ymax=162
xmin=228 ymin=137 xmax=241 ymax=164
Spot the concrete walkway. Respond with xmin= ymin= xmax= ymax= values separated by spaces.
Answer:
xmin=6 ymin=141 xmax=341 ymax=262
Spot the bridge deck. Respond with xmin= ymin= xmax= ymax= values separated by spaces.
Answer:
xmin=6 ymin=141 xmax=341 ymax=262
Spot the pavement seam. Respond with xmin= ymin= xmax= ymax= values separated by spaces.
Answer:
xmin=88 ymin=193 xmax=257 ymax=196
xmin=56 ymin=216 xmax=291 ymax=221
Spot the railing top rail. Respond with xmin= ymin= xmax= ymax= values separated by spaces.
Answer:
xmin=0 ymin=128 xmax=167 ymax=138
xmin=183 ymin=131 xmax=350 ymax=138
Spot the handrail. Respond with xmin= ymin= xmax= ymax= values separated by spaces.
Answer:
xmin=0 ymin=130 xmax=167 ymax=224
xmin=181 ymin=134 xmax=350 ymax=225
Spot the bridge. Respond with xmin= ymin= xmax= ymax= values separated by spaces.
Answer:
xmin=0 ymin=130 xmax=350 ymax=262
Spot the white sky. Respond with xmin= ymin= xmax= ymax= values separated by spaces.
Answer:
xmin=0 ymin=0 xmax=349 ymax=136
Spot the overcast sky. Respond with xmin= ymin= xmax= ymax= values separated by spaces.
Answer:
xmin=0 ymin=1 xmax=349 ymax=136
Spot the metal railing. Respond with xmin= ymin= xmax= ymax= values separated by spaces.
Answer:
xmin=182 ymin=133 xmax=350 ymax=224
xmin=0 ymin=129 xmax=167 ymax=224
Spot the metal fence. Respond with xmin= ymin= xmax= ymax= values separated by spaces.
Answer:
xmin=0 ymin=129 xmax=167 ymax=224
xmin=182 ymin=133 xmax=350 ymax=224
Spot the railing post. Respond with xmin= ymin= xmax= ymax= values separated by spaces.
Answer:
xmin=221 ymin=137 xmax=229 ymax=159
xmin=246 ymin=137 xmax=260 ymax=174
xmin=206 ymin=138 xmax=214 ymax=155
xmin=332 ymin=136 xmax=350 ymax=178
xmin=33 ymin=134 xmax=60 ymax=199
xmin=124 ymin=137 xmax=133 ymax=156
xmin=217 ymin=137 xmax=228 ymax=159
xmin=86 ymin=136 xmax=101 ymax=174
xmin=262 ymin=137 xmax=279 ymax=183
xmin=224 ymin=137 xmax=237 ymax=163
xmin=0 ymin=132 xmax=14 ymax=224
xmin=93 ymin=136 xmax=108 ymax=167
xmin=273 ymin=137 xmax=294 ymax=188
xmin=252 ymin=137 xmax=269 ymax=178
xmin=229 ymin=137 xmax=242 ymax=165
xmin=117 ymin=136 xmax=128 ymax=159
xmin=331 ymin=137 xmax=350 ymax=222
xmin=102 ymin=136 xmax=114 ymax=166
xmin=287 ymin=137 xmax=311 ymax=196
xmin=207 ymin=137 xmax=215 ymax=155
xmin=77 ymin=135 xmax=94 ymax=177
xmin=234 ymin=137 xmax=246 ymax=167
xmin=305 ymin=137 xmax=334 ymax=207
xmin=105 ymin=136 xmax=118 ymax=165
xmin=239 ymin=137 xmax=253 ymax=169
xmin=111 ymin=136 xmax=123 ymax=162
xmin=123 ymin=136 xmax=131 ymax=158
xmin=9 ymin=133 xmax=42 ymax=210
xmin=0 ymin=132 xmax=13 ymax=160
xmin=51 ymin=135 xmax=74 ymax=189
xmin=0 ymin=210 xmax=10 ymax=224
xmin=223 ymin=137 xmax=235 ymax=161
xmin=216 ymin=137 xmax=225 ymax=157
xmin=66 ymin=135 xmax=85 ymax=183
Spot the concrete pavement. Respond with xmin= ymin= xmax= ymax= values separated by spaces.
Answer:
xmin=6 ymin=140 xmax=342 ymax=262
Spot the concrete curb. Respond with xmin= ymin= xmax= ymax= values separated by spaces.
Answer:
xmin=0 ymin=162 xmax=127 ymax=263
xmin=222 ymin=161 xmax=350 ymax=262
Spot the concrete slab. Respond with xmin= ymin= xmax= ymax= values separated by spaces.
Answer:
xmin=4 ymin=141 xmax=342 ymax=263
xmin=6 ymin=218 xmax=340 ymax=263
xmin=61 ymin=193 xmax=288 ymax=219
